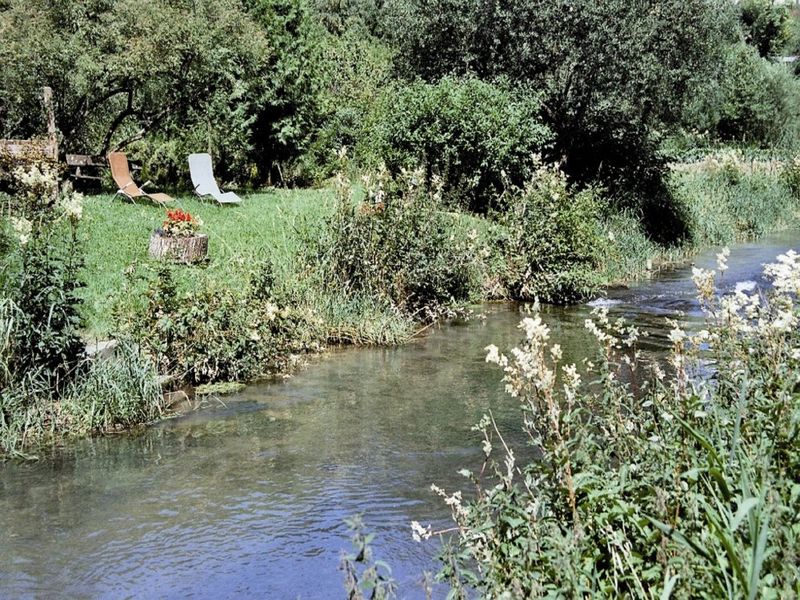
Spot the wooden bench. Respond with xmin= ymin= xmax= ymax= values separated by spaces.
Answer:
xmin=66 ymin=154 xmax=107 ymax=181
xmin=66 ymin=154 xmax=141 ymax=182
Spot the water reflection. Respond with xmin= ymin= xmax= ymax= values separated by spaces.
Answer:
xmin=0 ymin=232 xmax=797 ymax=599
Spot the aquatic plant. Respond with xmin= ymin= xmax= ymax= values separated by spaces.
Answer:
xmin=418 ymin=248 xmax=800 ymax=597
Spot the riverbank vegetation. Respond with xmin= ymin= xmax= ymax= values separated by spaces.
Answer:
xmin=408 ymin=248 xmax=800 ymax=598
xmin=1 ymin=0 xmax=800 ymax=458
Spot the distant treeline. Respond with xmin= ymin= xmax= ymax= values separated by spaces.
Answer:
xmin=1 ymin=1 xmax=799 ymax=213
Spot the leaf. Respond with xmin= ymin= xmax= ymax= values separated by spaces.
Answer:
xmin=660 ymin=574 xmax=679 ymax=600
xmin=731 ymin=497 xmax=759 ymax=532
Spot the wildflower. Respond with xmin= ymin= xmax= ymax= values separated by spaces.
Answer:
xmin=485 ymin=344 xmax=501 ymax=364
xmin=58 ymin=191 xmax=84 ymax=221
xmin=716 ymin=247 xmax=730 ymax=273
xmin=550 ymin=344 xmax=562 ymax=362
xmin=410 ymin=520 xmax=432 ymax=542
xmin=771 ymin=309 xmax=795 ymax=332
xmin=562 ymin=364 xmax=581 ymax=390
xmin=668 ymin=326 xmax=687 ymax=345
xmin=265 ymin=302 xmax=279 ymax=321
xmin=692 ymin=267 xmax=715 ymax=301
xmin=519 ymin=316 xmax=549 ymax=342
xmin=764 ymin=250 xmax=800 ymax=296
xmin=9 ymin=217 xmax=32 ymax=245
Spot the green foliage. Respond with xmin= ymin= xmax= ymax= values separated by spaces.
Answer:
xmin=1 ymin=168 xmax=85 ymax=387
xmin=7 ymin=222 xmax=85 ymax=383
xmin=433 ymin=254 xmax=800 ymax=597
xmin=360 ymin=77 xmax=552 ymax=213
xmin=671 ymin=157 xmax=800 ymax=245
xmin=0 ymin=166 xmax=165 ymax=457
xmin=313 ymin=168 xmax=482 ymax=322
xmin=0 ymin=336 xmax=163 ymax=458
xmin=493 ymin=164 xmax=605 ymax=303
xmin=340 ymin=515 xmax=396 ymax=600
xmin=385 ymin=0 xmax=735 ymax=216
xmin=245 ymin=0 xmax=328 ymax=184
xmin=60 ymin=339 xmax=164 ymax=433
xmin=117 ymin=262 xmax=321 ymax=384
xmin=782 ymin=156 xmax=800 ymax=198
xmin=739 ymin=0 xmax=791 ymax=57
xmin=690 ymin=43 xmax=800 ymax=147
xmin=0 ymin=0 xmax=324 ymax=186
xmin=299 ymin=29 xmax=396 ymax=184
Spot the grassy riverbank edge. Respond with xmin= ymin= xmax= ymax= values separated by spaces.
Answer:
xmin=2 ymin=162 xmax=799 ymax=458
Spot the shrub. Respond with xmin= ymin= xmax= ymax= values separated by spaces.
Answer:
xmin=421 ymin=250 xmax=800 ymax=597
xmin=385 ymin=0 xmax=734 ymax=217
xmin=781 ymin=156 xmax=800 ymax=199
xmin=493 ymin=164 xmax=606 ymax=303
xmin=739 ymin=0 xmax=791 ymax=57
xmin=117 ymin=262 xmax=321 ymax=384
xmin=690 ymin=43 xmax=800 ymax=147
xmin=360 ymin=77 xmax=552 ymax=213
xmin=313 ymin=167 xmax=483 ymax=321
xmin=1 ymin=166 xmax=85 ymax=387
xmin=298 ymin=29 xmax=396 ymax=185
xmin=671 ymin=162 xmax=800 ymax=245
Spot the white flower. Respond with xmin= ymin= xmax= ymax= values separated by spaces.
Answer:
xmin=764 ymin=250 xmax=800 ymax=296
xmin=485 ymin=344 xmax=501 ymax=364
xmin=716 ymin=247 xmax=730 ymax=273
xmin=265 ymin=302 xmax=279 ymax=321
xmin=58 ymin=192 xmax=84 ymax=221
xmin=411 ymin=520 xmax=432 ymax=542
xmin=668 ymin=326 xmax=687 ymax=345
xmin=9 ymin=217 xmax=32 ymax=245
xmin=519 ymin=316 xmax=550 ymax=342
xmin=550 ymin=344 xmax=562 ymax=362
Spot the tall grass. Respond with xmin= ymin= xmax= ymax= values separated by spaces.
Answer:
xmin=0 ymin=336 xmax=163 ymax=458
xmin=671 ymin=157 xmax=800 ymax=246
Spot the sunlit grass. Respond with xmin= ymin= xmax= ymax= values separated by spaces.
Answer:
xmin=80 ymin=189 xmax=336 ymax=337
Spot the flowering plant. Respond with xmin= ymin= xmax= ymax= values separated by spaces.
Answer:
xmin=162 ymin=209 xmax=201 ymax=237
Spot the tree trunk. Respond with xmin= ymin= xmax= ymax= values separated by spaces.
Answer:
xmin=149 ymin=231 xmax=208 ymax=264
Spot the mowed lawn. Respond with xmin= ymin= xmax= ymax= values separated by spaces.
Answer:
xmin=80 ymin=189 xmax=336 ymax=338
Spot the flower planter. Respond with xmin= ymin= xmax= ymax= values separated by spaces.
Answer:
xmin=149 ymin=230 xmax=208 ymax=264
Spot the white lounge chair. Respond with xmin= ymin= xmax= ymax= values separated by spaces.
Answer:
xmin=188 ymin=153 xmax=242 ymax=205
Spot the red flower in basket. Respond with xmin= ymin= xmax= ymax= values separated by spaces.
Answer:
xmin=162 ymin=208 xmax=202 ymax=237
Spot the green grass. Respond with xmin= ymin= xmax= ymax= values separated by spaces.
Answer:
xmin=80 ymin=189 xmax=337 ymax=337
xmin=79 ymin=166 xmax=800 ymax=340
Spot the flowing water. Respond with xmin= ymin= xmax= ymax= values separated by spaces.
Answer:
xmin=1 ymin=232 xmax=797 ymax=599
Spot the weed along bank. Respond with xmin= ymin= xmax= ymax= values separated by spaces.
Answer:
xmin=2 ymin=0 xmax=800 ymax=596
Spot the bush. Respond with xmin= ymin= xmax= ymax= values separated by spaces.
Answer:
xmin=690 ymin=43 xmax=800 ymax=147
xmin=313 ymin=167 xmax=483 ymax=321
xmin=739 ymin=0 xmax=791 ymax=57
xmin=493 ymin=164 xmax=606 ymax=303
xmin=0 ymin=166 xmax=85 ymax=387
xmin=781 ymin=156 xmax=800 ymax=198
xmin=360 ymin=77 xmax=552 ymax=213
xmin=385 ymin=0 xmax=734 ymax=217
xmin=671 ymin=158 xmax=800 ymax=245
xmin=424 ymin=250 xmax=800 ymax=597
xmin=117 ymin=262 xmax=321 ymax=384
xmin=297 ymin=29 xmax=396 ymax=184
xmin=0 ymin=165 xmax=165 ymax=457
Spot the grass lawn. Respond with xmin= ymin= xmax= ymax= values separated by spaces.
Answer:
xmin=80 ymin=188 xmax=337 ymax=338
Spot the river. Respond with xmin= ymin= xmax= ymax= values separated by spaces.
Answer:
xmin=1 ymin=231 xmax=797 ymax=599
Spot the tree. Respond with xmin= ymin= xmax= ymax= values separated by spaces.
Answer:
xmin=384 ymin=0 xmax=737 ymax=238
